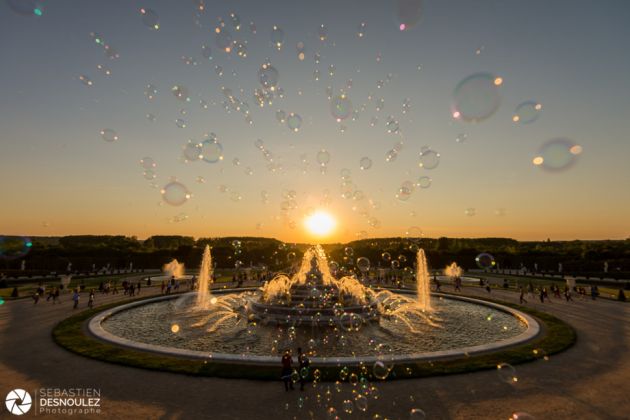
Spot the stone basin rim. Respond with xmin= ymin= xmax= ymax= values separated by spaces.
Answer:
xmin=87 ymin=288 xmax=541 ymax=367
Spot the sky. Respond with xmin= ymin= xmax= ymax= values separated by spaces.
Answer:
xmin=1 ymin=0 xmax=629 ymax=243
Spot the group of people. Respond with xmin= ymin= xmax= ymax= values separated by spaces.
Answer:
xmin=281 ymin=347 xmax=310 ymax=391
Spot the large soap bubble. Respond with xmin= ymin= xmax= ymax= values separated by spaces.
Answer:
xmin=533 ymin=138 xmax=582 ymax=172
xmin=161 ymin=181 xmax=191 ymax=206
xmin=452 ymin=73 xmax=502 ymax=122
xmin=396 ymin=0 xmax=423 ymax=31
xmin=513 ymin=101 xmax=542 ymax=124
xmin=330 ymin=95 xmax=353 ymax=121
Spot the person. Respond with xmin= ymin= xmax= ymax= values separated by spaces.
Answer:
xmin=10 ymin=287 xmax=18 ymax=298
xmin=32 ymin=291 xmax=40 ymax=305
xmin=454 ymin=277 xmax=461 ymax=292
xmin=539 ymin=287 xmax=546 ymax=303
xmin=618 ymin=288 xmax=627 ymax=302
xmin=591 ymin=285 xmax=599 ymax=300
xmin=88 ymin=290 xmax=95 ymax=309
xmin=485 ymin=284 xmax=491 ymax=294
xmin=72 ymin=289 xmax=80 ymax=309
xmin=136 ymin=281 xmax=141 ymax=295
xmin=434 ymin=278 xmax=442 ymax=292
xmin=519 ymin=287 xmax=527 ymax=304
xmin=564 ymin=285 xmax=573 ymax=302
xmin=281 ymin=349 xmax=294 ymax=391
xmin=297 ymin=347 xmax=310 ymax=391
xmin=161 ymin=280 xmax=166 ymax=294
xmin=527 ymin=282 xmax=534 ymax=299
xmin=53 ymin=287 xmax=60 ymax=304
xmin=129 ymin=283 xmax=135 ymax=297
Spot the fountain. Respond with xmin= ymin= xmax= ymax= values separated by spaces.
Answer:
xmin=162 ymin=259 xmax=185 ymax=279
xmin=250 ymin=246 xmax=380 ymax=326
xmin=90 ymin=244 xmax=537 ymax=364
xmin=196 ymin=245 xmax=213 ymax=308
xmin=415 ymin=249 xmax=432 ymax=312
xmin=444 ymin=262 xmax=463 ymax=279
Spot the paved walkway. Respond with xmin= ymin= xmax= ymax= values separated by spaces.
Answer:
xmin=0 ymin=280 xmax=628 ymax=419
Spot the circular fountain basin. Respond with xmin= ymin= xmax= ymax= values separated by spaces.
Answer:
xmin=88 ymin=289 xmax=539 ymax=366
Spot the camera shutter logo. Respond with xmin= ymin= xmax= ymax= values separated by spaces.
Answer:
xmin=5 ymin=389 xmax=32 ymax=415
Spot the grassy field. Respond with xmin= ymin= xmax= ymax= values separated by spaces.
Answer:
xmin=52 ymin=293 xmax=575 ymax=381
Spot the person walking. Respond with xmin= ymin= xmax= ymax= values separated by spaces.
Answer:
xmin=88 ymin=289 xmax=95 ymax=309
xmin=519 ymin=287 xmax=527 ymax=304
xmin=281 ymin=349 xmax=294 ymax=391
xmin=72 ymin=289 xmax=80 ymax=309
xmin=297 ymin=347 xmax=310 ymax=391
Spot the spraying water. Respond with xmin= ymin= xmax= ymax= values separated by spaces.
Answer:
xmin=444 ymin=262 xmax=463 ymax=278
xmin=163 ymin=259 xmax=185 ymax=278
xmin=415 ymin=249 xmax=432 ymax=311
xmin=196 ymin=245 xmax=213 ymax=308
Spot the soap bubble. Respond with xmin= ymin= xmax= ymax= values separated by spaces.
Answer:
xmin=139 ymin=8 xmax=160 ymax=30
xmin=396 ymin=181 xmax=414 ymax=201
xmin=100 ymin=129 xmax=118 ymax=142
xmin=455 ymin=133 xmax=468 ymax=143
xmin=513 ymin=101 xmax=542 ymax=124
xmin=409 ymin=408 xmax=427 ymax=419
xmin=79 ymin=75 xmax=93 ymax=87
xmin=7 ymin=0 xmax=43 ymax=16
xmin=200 ymin=139 xmax=223 ymax=163
xmin=214 ymin=28 xmax=232 ymax=52
xmin=172 ymin=85 xmax=190 ymax=102
xmin=271 ymin=25 xmax=284 ymax=50
xmin=0 ymin=236 xmax=33 ymax=260
xmin=385 ymin=116 xmax=399 ymax=134
xmin=201 ymin=44 xmax=212 ymax=60
xmin=381 ymin=252 xmax=391 ymax=262
xmin=396 ymin=0 xmax=423 ymax=31
xmin=357 ymin=257 xmax=370 ymax=272
xmin=258 ymin=63 xmax=279 ymax=89
xmin=331 ymin=95 xmax=353 ymax=121
xmin=465 ymin=207 xmax=476 ymax=216
xmin=509 ymin=412 xmax=535 ymax=420
xmin=183 ymin=141 xmax=202 ymax=162
xmin=318 ymin=24 xmax=328 ymax=41
xmin=317 ymin=150 xmax=331 ymax=166
xmin=475 ymin=253 xmax=496 ymax=269
xmin=276 ymin=110 xmax=286 ymax=123
xmin=372 ymin=360 xmax=391 ymax=380
xmin=359 ymin=157 xmax=372 ymax=170
xmin=287 ymin=113 xmax=302 ymax=132
xmin=145 ymin=84 xmax=157 ymax=100
xmin=140 ymin=157 xmax=156 ymax=170
xmin=405 ymin=226 xmax=422 ymax=238
xmin=175 ymin=118 xmax=187 ymax=128
xmin=533 ymin=138 xmax=582 ymax=172
xmin=342 ymin=400 xmax=353 ymax=414
xmin=357 ymin=22 xmax=367 ymax=38
xmin=354 ymin=394 xmax=368 ymax=411
xmin=418 ymin=147 xmax=440 ymax=169
xmin=229 ymin=12 xmax=240 ymax=29
xmin=452 ymin=73 xmax=502 ymax=122
xmin=416 ymin=176 xmax=431 ymax=189
xmin=344 ymin=246 xmax=354 ymax=257
xmin=496 ymin=362 xmax=518 ymax=383
xmin=96 ymin=64 xmax=112 ymax=76
xmin=161 ymin=181 xmax=191 ymax=206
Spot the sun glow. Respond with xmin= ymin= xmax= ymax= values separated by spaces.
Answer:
xmin=304 ymin=210 xmax=336 ymax=237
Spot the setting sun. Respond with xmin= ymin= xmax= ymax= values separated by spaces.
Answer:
xmin=304 ymin=210 xmax=336 ymax=237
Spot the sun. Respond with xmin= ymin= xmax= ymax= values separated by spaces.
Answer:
xmin=304 ymin=210 xmax=336 ymax=237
